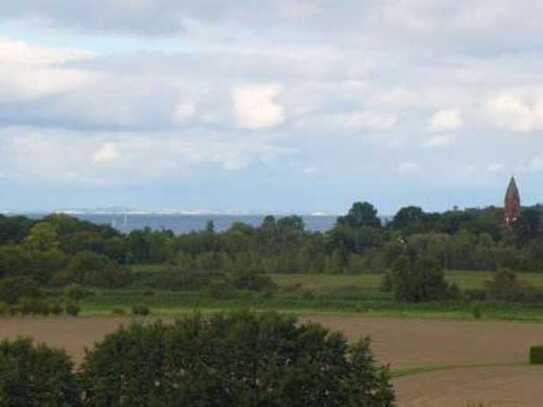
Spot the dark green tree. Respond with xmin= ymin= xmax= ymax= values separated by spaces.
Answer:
xmin=338 ymin=202 xmax=381 ymax=229
xmin=80 ymin=311 xmax=394 ymax=406
xmin=0 ymin=338 xmax=81 ymax=406
xmin=390 ymin=206 xmax=426 ymax=233
xmin=386 ymin=255 xmax=458 ymax=302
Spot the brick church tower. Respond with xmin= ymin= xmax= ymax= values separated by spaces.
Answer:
xmin=504 ymin=176 xmax=520 ymax=228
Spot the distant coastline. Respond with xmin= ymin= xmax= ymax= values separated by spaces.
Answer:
xmin=5 ymin=212 xmax=340 ymax=234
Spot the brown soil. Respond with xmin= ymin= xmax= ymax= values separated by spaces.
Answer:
xmin=301 ymin=315 xmax=543 ymax=369
xmin=2 ymin=315 xmax=543 ymax=405
xmin=394 ymin=365 xmax=543 ymax=407
xmin=0 ymin=317 xmax=129 ymax=362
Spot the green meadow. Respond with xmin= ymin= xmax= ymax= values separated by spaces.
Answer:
xmin=80 ymin=268 xmax=543 ymax=321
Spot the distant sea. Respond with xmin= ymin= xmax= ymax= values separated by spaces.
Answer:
xmin=28 ymin=213 xmax=339 ymax=235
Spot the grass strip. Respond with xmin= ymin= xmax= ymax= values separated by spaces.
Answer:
xmin=391 ymin=362 xmax=530 ymax=378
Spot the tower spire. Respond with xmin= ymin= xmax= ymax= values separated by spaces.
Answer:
xmin=504 ymin=176 xmax=520 ymax=228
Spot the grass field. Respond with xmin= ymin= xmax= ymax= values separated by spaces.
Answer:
xmin=131 ymin=265 xmax=543 ymax=290
xmin=272 ymin=269 xmax=543 ymax=291
xmin=76 ymin=268 xmax=543 ymax=321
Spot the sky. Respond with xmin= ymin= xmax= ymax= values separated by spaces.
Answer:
xmin=2 ymin=1 xmax=543 ymax=214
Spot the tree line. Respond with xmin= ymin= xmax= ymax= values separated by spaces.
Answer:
xmin=1 ymin=202 xmax=543 ymax=302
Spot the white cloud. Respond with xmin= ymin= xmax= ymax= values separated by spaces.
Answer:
xmin=487 ymin=163 xmax=505 ymax=174
xmin=0 ymin=37 xmax=94 ymax=66
xmin=397 ymin=161 xmax=421 ymax=176
xmin=0 ymin=127 xmax=295 ymax=184
xmin=0 ymin=38 xmax=97 ymax=103
xmin=517 ymin=156 xmax=543 ymax=174
xmin=422 ymin=134 xmax=456 ymax=148
xmin=484 ymin=93 xmax=543 ymax=132
xmin=173 ymin=102 xmax=196 ymax=125
xmin=330 ymin=111 xmax=397 ymax=130
xmin=428 ymin=109 xmax=463 ymax=132
xmin=232 ymin=84 xmax=285 ymax=129
xmin=297 ymin=110 xmax=397 ymax=132
xmin=93 ymin=143 xmax=120 ymax=163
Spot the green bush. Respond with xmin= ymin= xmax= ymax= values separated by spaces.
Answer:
xmin=64 ymin=284 xmax=93 ymax=302
xmin=7 ymin=305 xmax=19 ymax=317
xmin=0 ymin=276 xmax=40 ymax=305
xmin=230 ymin=270 xmax=277 ymax=292
xmin=530 ymin=345 xmax=543 ymax=364
xmin=80 ymin=311 xmax=395 ymax=406
xmin=19 ymin=297 xmax=50 ymax=316
xmin=50 ymin=302 xmax=64 ymax=316
xmin=111 ymin=307 xmax=127 ymax=316
xmin=64 ymin=301 xmax=80 ymax=316
xmin=387 ymin=255 xmax=459 ymax=303
xmin=68 ymin=251 xmax=131 ymax=288
xmin=205 ymin=280 xmax=233 ymax=299
xmin=485 ymin=269 xmax=543 ymax=303
xmin=131 ymin=304 xmax=150 ymax=316
xmin=0 ymin=338 xmax=81 ymax=406
xmin=464 ymin=289 xmax=487 ymax=301
xmin=0 ymin=302 xmax=7 ymax=316
xmin=472 ymin=305 xmax=482 ymax=320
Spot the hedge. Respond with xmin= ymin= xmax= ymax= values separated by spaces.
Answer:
xmin=530 ymin=345 xmax=543 ymax=364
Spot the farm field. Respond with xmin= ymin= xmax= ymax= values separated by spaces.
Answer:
xmin=1 ymin=315 xmax=542 ymax=406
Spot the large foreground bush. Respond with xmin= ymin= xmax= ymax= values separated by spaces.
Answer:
xmin=81 ymin=311 xmax=394 ymax=406
xmin=0 ymin=338 xmax=81 ymax=406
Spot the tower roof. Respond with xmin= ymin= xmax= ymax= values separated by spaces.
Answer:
xmin=505 ymin=176 xmax=520 ymax=202
xmin=504 ymin=176 xmax=521 ymax=228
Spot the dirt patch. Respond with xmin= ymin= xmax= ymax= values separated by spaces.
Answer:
xmin=394 ymin=365 xmax=543 ymax=406
xmin=301 ymin=315 xmax=543 ymax=369
xmin=0 ymin=317 xmax=129 ymax=362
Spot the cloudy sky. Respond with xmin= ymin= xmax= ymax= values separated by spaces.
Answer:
xmin=2 ymin=1 xmax=543 ymax=214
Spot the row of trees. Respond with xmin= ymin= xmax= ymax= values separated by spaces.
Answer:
xmin=1 ymin=202 xmax=543 ymax=298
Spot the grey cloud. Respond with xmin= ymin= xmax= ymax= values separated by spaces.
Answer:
xmin=4 ymin=1 xmax=543 ymax=52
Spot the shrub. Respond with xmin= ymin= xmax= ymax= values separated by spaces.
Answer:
xmin=485 ymin=269 xmax=543 ymax=303
xmin=111 ymin=307 xmax=127 ymax=316
xmin=50 ymin=302 xmax=64 ymax=316
xmin=230 ymin=271 xmax=277 ymax=292
xmin=530 ymin=345 xmax=543 ymax=364
xmin=387 ymin=255 xmax=459 ymax=302
xmin=301 ymin=289 xmax=315 ymax=300
xmin=464 ymin=289 xmax=487 ymax=301
xmin=64 ymin=301 xmax=80 ymax=316
xmin=80 ymin=311 xmax=395 ymax=406
xmin=472 ymin=305 xmax=482 ymax=320
xmin=205 ymin=280 xmax=233 ymax=299
xmin=0 ymin=302 xmax=7 ymax=316
xmin=0 ymin=338 xmax=81 ymax=406
xmin=51 ymin=271 xmax=72 ymax=287
xmin=0 ymin=276 xmax=40 ymax=305
xmin=64 ymin=284 xmax=92 ymax=302
xmin=68 ymin=251 xmax=131 ymax=288
xmin=131 ymin=304 xmax=150 ymax=316
xmin=7 ymin=305 xmax=19 ymax=317
xmin=19 ymin=297 xmax=50 ymax=316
